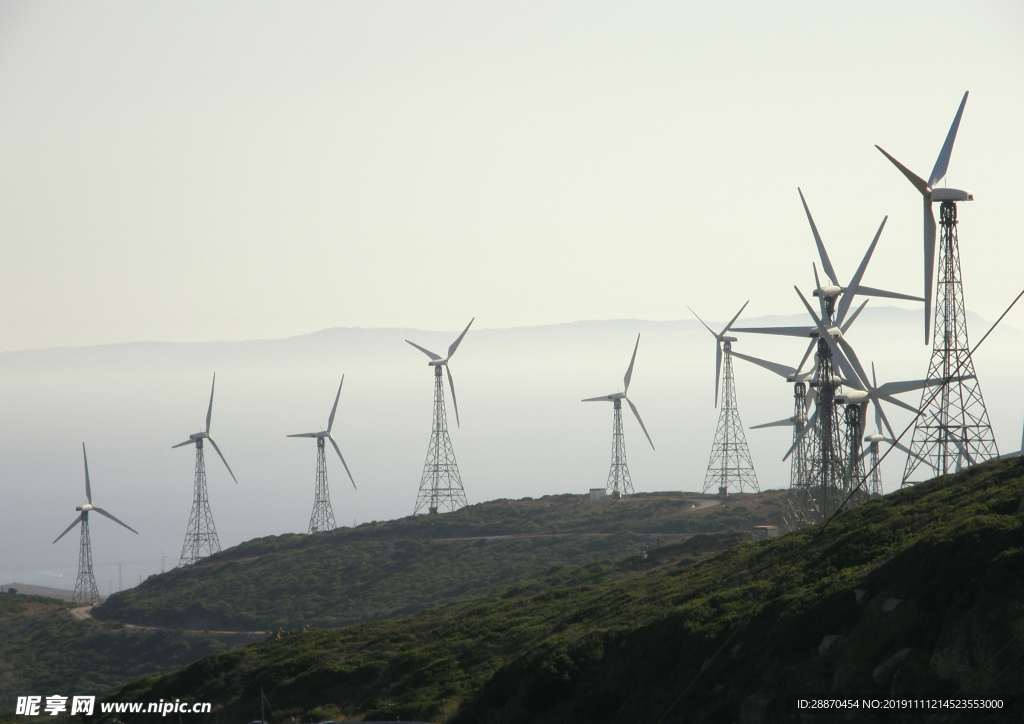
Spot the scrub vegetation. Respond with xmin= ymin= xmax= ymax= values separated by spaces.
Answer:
xmin=100 ymin=459 xmax=1024 ymax=723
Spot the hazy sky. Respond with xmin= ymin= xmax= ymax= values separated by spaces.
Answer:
xmin=1 ymin=1 xmax=1023 ymax=351
xmin=2 ymin=2 xmax=1024 ymax=590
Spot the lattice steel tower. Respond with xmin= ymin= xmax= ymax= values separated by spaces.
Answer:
xmin=582 ymin=333 xmax=655 ymax=498
xmin=288 ymin=375 xmax=356 ymax=533
xmin=73 ymin=517 xmax=100 ymax=606
xmin=407 ymin=319 xmax=474 ymax=515
xmin=174 ymin=374 xmax=239 ymax=566
xmin=308 ymin=439 xmax=337 ymax=532
xmin=804 ymin=334 xmax=846 ymax=521
xmin=54 ymin=443 xmax=137 ymax=606
xmin=415 ymin=365 xmax=468 ymax=514
xmin=874 ymin=91 xmax=999 ymax=483
xmin=606 ymin=398 xmax=634 ymax=497
xmin=180 ymin=440 xmax=221 ymax=565
xmin=902 ymin=201 xmax=998 ymax=482
xmin=785 ymin=381 xmax=819 ymax=527
xmin=702 ymin=340 xmax=759 ymax=495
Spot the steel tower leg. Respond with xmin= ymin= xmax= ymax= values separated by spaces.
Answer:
xmin=785 ymin=381 xmax=820 ymax=528
xmin=804 ymin=332 xmax=847 ymax=523
xmin=606 ymin=399 xmax=634 ymax=497
xmin=72 ymin=515 xmax=100 ymax=606
xmin=867 ymin=442 xmax=883 ymax=497
xmin=179 ymin=440 xmax=221 ymax=566
xmin=414 ymin=366 xmax=468 ymax=514
xmin=702 ymin=343 xmax=759 ymax=495
xmin=308 ymin=438 xmax=337 ymax=533
xmin=843 ymin=404 xmax=869 ymax=507
xmin=902 ymin=201 xmax=998 ymax=484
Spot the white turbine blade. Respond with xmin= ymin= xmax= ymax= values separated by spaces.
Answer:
xmin=882 ymin=437 xmax=926 ymax=465
xmin=714 ymin=342 xmax=722 ymax=408
xmin=721 ymin=300 xmax=750 ymax=335
xmin=287 ymin=432 xmax=320 ymax=438
xmin=924 ymin=198 xmax=936 ymax=345
xmin=687 ymin=307 xmax=719 ymax=339
xmin=446 ymin=365 xmax=460 ymax=428
xmin=795 ymin=340 xmax=816 ymax=377
xmin=328 ymin=434 xmax=356 ymax=490
xmin=840 ymin=299 xmax=869 ymax=335
xmin=624 ymin=334 xmax=640 ymax=394
xmin=732 ymin=326 xmax=814 ymax=338
xmin=447 ymin=317 xmax=475 ymax=359
xmin=798 ymin=188 xmax=839 ymax=286
xmin=783 ymin=407 xmax=818 ymax=461
xmin=206 ymin=373 xmax=216 ymax=435
xmin=872 ymin=363 xmax=882 ymax=432
xmin=171 ymin=439 xmax=195 ymax=449
xmin=82 ymin=443 xmax=92 ymax=504
xmin=751 ymin=417 xmax=797 ymax=430
xmin=92 ymin=507 xmax=139 ymax=535
xmin=206 ymin=436 xmax=238 ymax=484
xmin=855 ymin=286 xmax=923 ymax=303
xmin=795 ymin=287 xmax=864 ymax=390
xmin=875 ymin=145 xmax=929 ymax=195
xmin=836 ymin=336 xmax=870 ymax=391
xmin=53 ymin=513 xmax=84 ymax=544
xmin=626 ymin=398 xmax=655 ymax=450
xmin=406 ymin=339 xmax=441 ymax=361
xmin=928 ymin=91 xmax=969 ymax=188
xmin=730 ymin=350 xmax=798 ymax=380
xmin=874 ymin=375 xmax=969 ymax=398
xmin=812 ymin=264 xmax=826 ymax=318
xmin=327 ymin=375 xmax=344 ymax=433
xmin=835 ymin=216 xmax=887 ymax=327
xmin=581 ymin=395 xmax=613 ymax=402
xmin=872 ymin=397 xmax=898 ymax=440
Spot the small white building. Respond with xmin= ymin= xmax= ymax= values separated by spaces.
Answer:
xmin=751 ymin=525 xmax=779 ymax=541
xmin=589 ymin=488 xmax=607 ymax=501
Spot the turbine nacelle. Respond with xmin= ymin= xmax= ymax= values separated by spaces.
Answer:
xmin=834 ymin=390 xmax=870 ymax=405
xmin=813 ymin=285 xmax=843 ymax=299
xmin=75 ymin=503 xmax=95 ymax=513
xmin=930 ymin=188 xmax=973 ymax=202
xmin=864 ymin=433 xmax=886 ymax=443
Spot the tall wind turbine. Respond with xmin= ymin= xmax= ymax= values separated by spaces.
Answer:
xmin=54 ymin=444 xmax=138 ymax=606
xmin=288 ymin=375 xmax=356 ymax=533
xmin=582 ymin=334 xmax=655 ymax=498
xmin=690 ymin=303 xmax=759 ymax=495
xmin=875 ymin=91 xmax=999 ymax=483
xmin=733 ymin=189 xmax=918 ymax=523
xmin=174 ymin=374 xmax=238 ymax=566
xmin=408 ymin=318 xmax=473 ymax=515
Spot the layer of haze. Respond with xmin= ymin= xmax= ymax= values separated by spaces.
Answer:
xmin=1 ymin=2 xmax=1024 ymax=589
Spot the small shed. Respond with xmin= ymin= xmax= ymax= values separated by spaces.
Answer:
xmin=589 ymin=488 xmax=607 ymax=501
xmin=751 ymin=525 xmax=779 ymax=541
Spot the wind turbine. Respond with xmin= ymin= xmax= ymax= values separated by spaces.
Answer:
xmin=54 ymin=444 xmax=138 ymax=606
xmin=874 ymin=91 xmax=971 ymax=344
xmin=875 ymin=91 xmax=999 ymax=483
xmin=288 ymin=375 xmax=356 ymax=534
xmin=689 ymin=303 xmax=759 ymax=494
xmin=582 ymin=334 xmax=654 ymax=498
xmin=174 ymin=373 xmax=238 ymax=566
xmin=408 ymin=318 xmax=474 ymax=514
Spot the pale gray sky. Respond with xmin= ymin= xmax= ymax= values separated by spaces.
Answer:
xmin=2 ymin=2 xmax=1024 ymax=589
xmin=1 ymin=1 xmax=1022 ymax=350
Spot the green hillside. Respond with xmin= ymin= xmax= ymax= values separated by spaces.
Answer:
xmin=102 ymin=459 xmax=1024 ymax=723
xmin=0 ymin=594 xmax=259 ymax=711
xmin=95 ymin=491 xmax=785 ymax=631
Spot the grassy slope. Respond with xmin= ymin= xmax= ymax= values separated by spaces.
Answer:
xmin=0 ymin=595 xmax=260 ymax=710
xmin=106 ymin=459 xmax=1024 ymax=723
xmin=95 ymin=491 xmax=786 ymax=631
